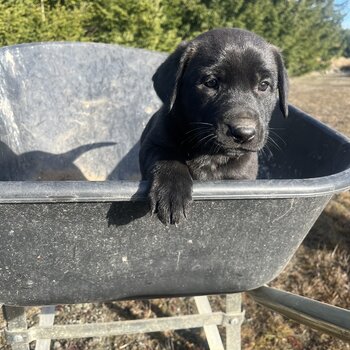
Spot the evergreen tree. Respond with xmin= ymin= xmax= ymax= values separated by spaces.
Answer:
xmin=0 ymin=0 xmax=91 ymax=45
xmin=0 ymin=0 xmax=345 ymax=75
xmin=86 ymin=0 xmax=165 ymax=50
xmin=341 ymin=29 xmax=350 ymax=57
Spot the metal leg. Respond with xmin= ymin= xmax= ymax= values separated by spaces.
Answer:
xmin=35 ymin=306 xmax=56 ymax=350
xmin=3 ymin=305 xmax=30 ymax=350
xmin=194 ymin=296 xmax=225 ymax=350
xmin=225 ymin=294 xmax=243 ymax=350
xmin=1 ymin=298 xmax=244 ymax=349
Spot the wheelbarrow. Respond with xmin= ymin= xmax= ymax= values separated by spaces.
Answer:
xmin=0 ymin=42 xmax=349 ymax=349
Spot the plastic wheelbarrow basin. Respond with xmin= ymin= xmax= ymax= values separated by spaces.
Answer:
xmin=0 ymin=43 xmax=349 ymax=306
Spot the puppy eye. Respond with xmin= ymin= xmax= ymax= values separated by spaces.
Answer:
xmin=258 ymin=81 xmax=270 ymax=92
xmin=204 ymin=78 xmax=219 ymax=89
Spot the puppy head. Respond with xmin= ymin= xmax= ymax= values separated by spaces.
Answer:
xmin=153 ymin=28 xmax=289 ymax=157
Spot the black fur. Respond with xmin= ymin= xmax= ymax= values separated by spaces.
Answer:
xmin=139 ymin=28 xmax=288 ymax=225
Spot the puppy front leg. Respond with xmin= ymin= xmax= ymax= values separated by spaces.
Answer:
xmin=149 ymin=160 xmax=193 ymax=225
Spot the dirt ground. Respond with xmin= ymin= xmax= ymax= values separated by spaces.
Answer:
xmin=0 ymin=67 xmax=349 ymax=349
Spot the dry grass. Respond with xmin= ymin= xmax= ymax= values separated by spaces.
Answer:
xmin=1 ymin=69 xmax=349 ymax=350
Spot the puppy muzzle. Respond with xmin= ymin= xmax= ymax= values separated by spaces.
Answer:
xmin=224 ymin=110 xmax=260 ymax=145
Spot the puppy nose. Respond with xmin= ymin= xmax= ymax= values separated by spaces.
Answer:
xmin=228 ymin=126 xmax=256 ymax=143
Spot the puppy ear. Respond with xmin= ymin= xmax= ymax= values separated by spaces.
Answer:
xmin=272 ymin=47 xmax=289 ymax=118
xmin=153 ymin=41 xmax=195 ymax=111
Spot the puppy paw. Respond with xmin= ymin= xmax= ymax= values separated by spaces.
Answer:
xmin=149 ymin=162 xmax=193 ymax=225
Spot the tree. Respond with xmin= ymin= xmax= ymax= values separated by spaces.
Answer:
xmin=85 ymin=0 xmax=165 ymax=50
xmin=342 ymin=29 xmax=350 ymax=57
xmin=0 ymin=0 xmax=92 ymax=45
xmin=0 ymin=0 xmax=345 ymax=75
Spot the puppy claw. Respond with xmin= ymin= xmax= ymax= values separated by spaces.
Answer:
xmin=150 ymin=203 xmax=156 ymax=216
xmin=183 ymin=207 xmax=188 ymax=219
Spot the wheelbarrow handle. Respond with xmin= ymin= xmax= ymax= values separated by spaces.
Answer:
xmin=247 ymin=285 xmax=350 ymax=342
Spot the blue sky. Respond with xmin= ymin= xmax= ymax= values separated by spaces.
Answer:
xmin=335 ymin=0 xmax=350 ymax=28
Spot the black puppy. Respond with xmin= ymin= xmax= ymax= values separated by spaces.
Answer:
xmin=139 ymin=28 xmax=288 ymax=225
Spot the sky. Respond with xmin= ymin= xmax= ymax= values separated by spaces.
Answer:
xmin=335 ymin=0 xmax=350 ymax=28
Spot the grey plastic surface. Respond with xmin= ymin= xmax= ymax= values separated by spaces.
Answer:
xmin=0 ymin=42 xmax=349 ymax=306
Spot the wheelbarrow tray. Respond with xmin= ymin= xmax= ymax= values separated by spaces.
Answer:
xmin=0 ymin=43 xmax=349 ymax=306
